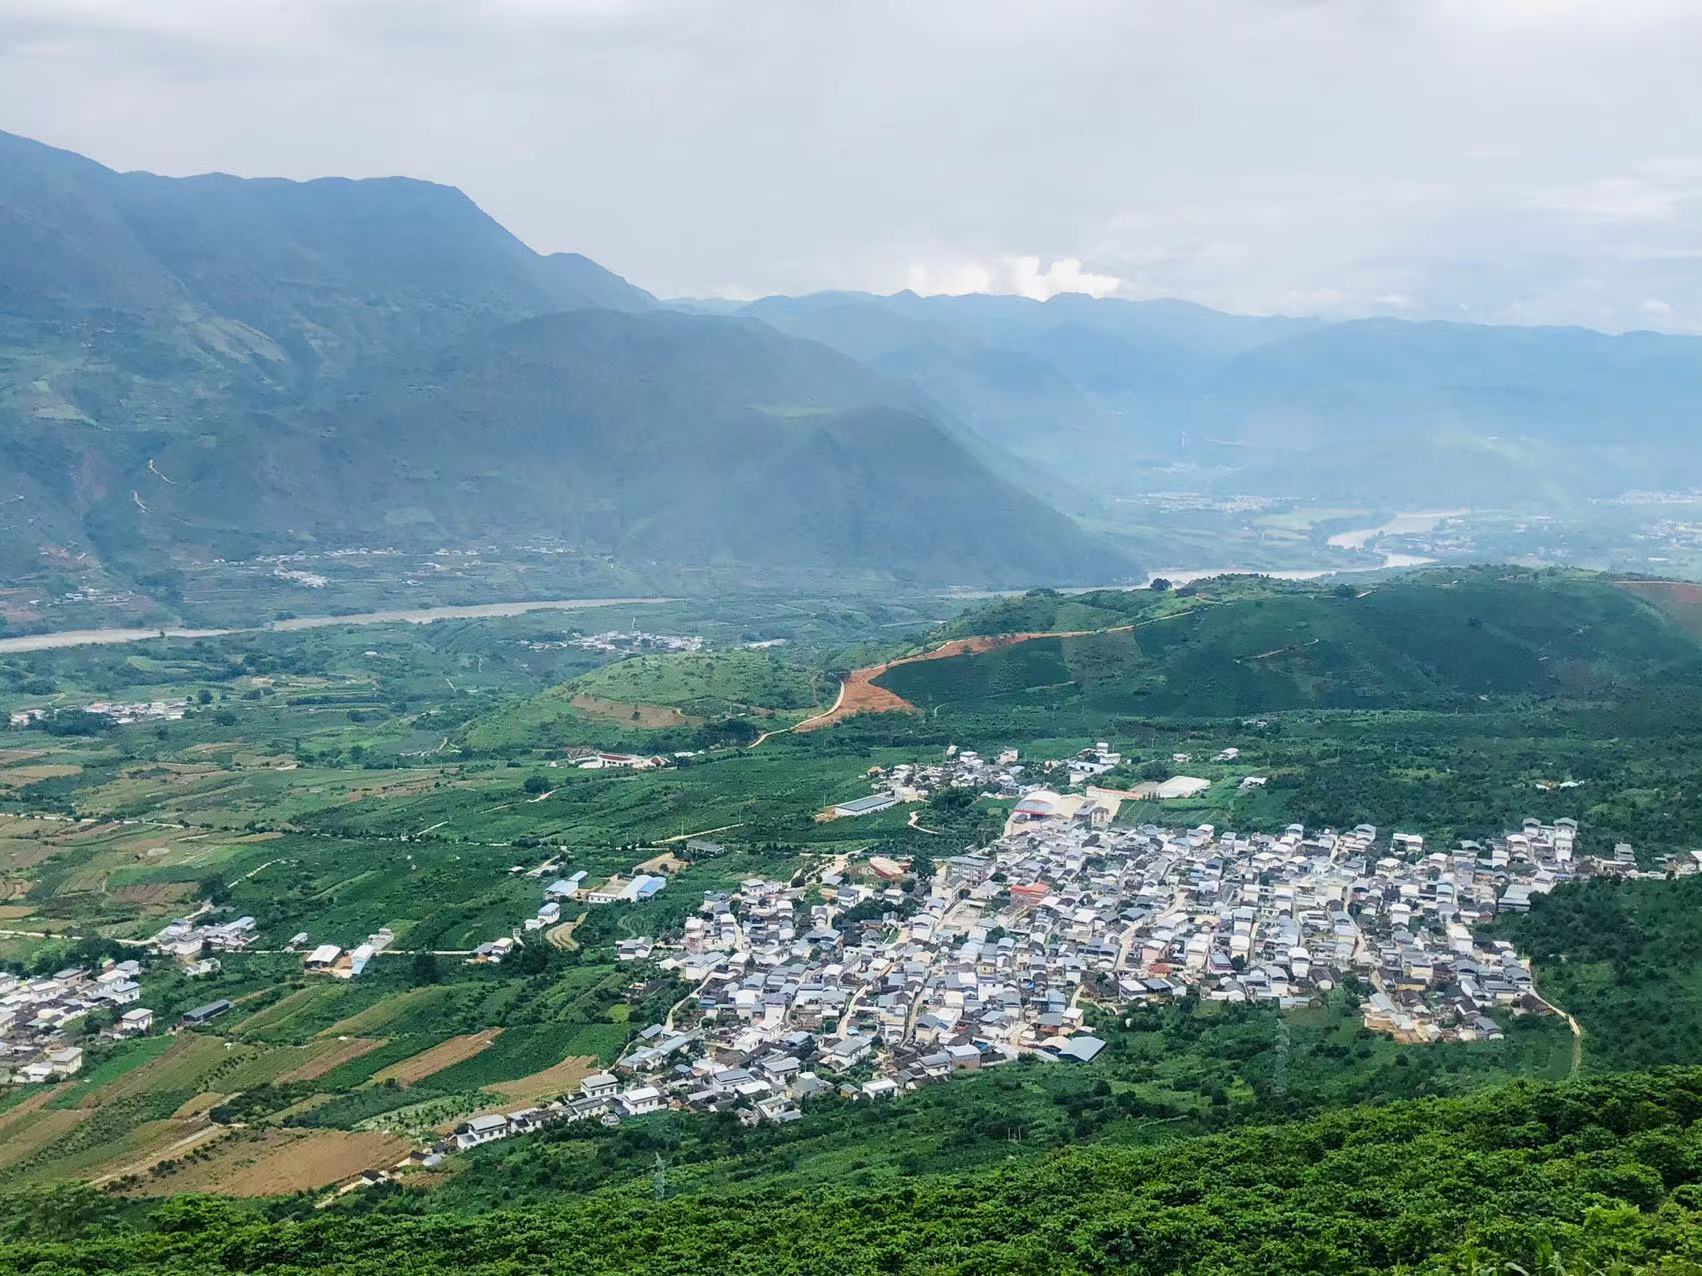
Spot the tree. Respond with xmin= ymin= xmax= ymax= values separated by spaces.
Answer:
xmin=198 ymin=873 xmax=230 ymax=906
xmin=522 ymin=774 xmax=552 ymax=795
xmin=2 ymin=1184 xmax=122 ymax=1240
xmin=1149 ymin=578 xmax=1173 ymax=591
xmin=410 ymin=952 xmax=441 ymax=985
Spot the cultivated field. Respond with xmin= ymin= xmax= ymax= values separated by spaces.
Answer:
xmin=483 ymin=1054 xmax=599 ymax=1106
xmin=371 ymin=1030 xmax=503 ymax=1086
xmin=134 ymin=1128 xmax=413 ymax=1196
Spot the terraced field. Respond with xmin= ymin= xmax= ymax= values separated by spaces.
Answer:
xmin=135 ymin=1128 xmax=414 ymax=1197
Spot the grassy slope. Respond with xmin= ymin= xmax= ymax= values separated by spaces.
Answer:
xmin=464 ymin=650 xmax=835 ymax=752
xmin=882 ymin=568 xmax=1702 ymax=715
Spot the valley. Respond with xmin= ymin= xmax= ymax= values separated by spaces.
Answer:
xmin=2 ymin=567 xmax=1701 ymax=1274
xmin=4 ymin=73 xmax=1702 ymax=1276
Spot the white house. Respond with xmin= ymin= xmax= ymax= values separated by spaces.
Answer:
xmin=580 ymin=1072 xmax=618 ymax=1100
xmin=454 ymin=1114 xmax=511 ymax=1150
xmin=821 ymin=1034 xmax=874 ymax=1070
xmin=618 ymin=1085 xmax=664 ymax=1116
xmin=117 ymin=1007 xmax=155 ymax=1036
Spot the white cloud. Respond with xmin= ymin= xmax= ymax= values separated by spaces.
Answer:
xmin=905 ymin=256 xmax=1120 ymax=301
xmin=1008 ymin=257 xmax=1121 ymax=301
xmin=1532 ymin=168 xmax=1702 ymax=224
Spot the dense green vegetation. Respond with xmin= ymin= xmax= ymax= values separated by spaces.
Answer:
xmin=401 ymin=992 xmax=1572 ymax=1210
xmin=7 ymin=1069 xmax=1702 ymax=1273
xmin=4 ymin=573 xmax=1702 ymax=1261
xmin=1504 ymin=874 xmax=1702 ymax=1071
xmin=896 ymin=568 xmax=1702 ymax=715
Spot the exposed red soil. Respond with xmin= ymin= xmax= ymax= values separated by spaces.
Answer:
xmin=797 ymin=631 xmax=1093 ymax=733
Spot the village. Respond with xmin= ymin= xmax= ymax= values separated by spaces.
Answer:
xmin=418 ymin=755 xmax=1676 ymax=1164
xmin=0 ymin=961 xmax=153 ymax=1086
xmin=8 ymin=698 xmax=190 ymax=729
xmin=2 ymin=735 xmax=1681 ymax=1189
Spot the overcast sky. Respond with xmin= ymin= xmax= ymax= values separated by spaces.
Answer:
xmin=4 ymin=0 xmax=1702 ymax=331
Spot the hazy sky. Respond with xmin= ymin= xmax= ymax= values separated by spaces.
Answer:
xmin=5 ymin=0 xmax=1702 ymax=330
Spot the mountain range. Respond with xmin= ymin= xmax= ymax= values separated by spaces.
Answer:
xmin=737 ymin=289 xmax=1702 ymax=508
xmin=0 ymin=129 xmax=1118 ymax=594
xmin=6 ymin=126 xmax=1702 ymax=610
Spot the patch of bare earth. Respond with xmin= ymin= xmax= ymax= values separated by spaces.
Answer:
xmin=481 ymin=1055 xmax=598 ymax=1108
xmin=370 ymin=1030 xmax=502 ymax=1086
xmin=545 ymin=917 xmax=581 ymax=950
xmin=634 ymin=851 xmax=688 ymax=874
xmin=798 ymin=631 xmax=1076 ymax=733
xmin=0 ymin=764 xmax=82 ymax=789
xmin=134 ymin=1129 xmax=413 ymax=1197
xmin=1617 ymin=578 xmax=1702 ymax=639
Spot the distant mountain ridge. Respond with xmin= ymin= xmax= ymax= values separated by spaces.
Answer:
xmin=0 ymin=129 xmax=1127 ymax=597
xmin=733 ymin=289 xmax=1702 ymax=505
xmin=12 ymin=125 xmax=1702 ymax=612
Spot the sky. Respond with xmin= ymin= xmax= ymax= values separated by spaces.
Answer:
xmin=4 ymin=0 xmax=1702 ymax=331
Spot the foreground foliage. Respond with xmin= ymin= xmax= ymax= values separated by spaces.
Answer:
xmin=5 ymin=1069 xmax=1702 ymax=1273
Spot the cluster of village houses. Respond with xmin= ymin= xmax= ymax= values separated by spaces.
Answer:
xmin=0 ymin=961 xmax=152 ymax=1085
xmin=8 ymin=736 xmax=1685 ymax=1195
xmin=9 ymin=698 xmax=189 ymax=729
xmin=830 ymin=743 xmax=1245 ymax=820
xmin=570 ymin=630 xmax=705 ymax=655
xmin=562 ymin=747 xmax=673 ymax=772
xmin=440 ymin=790 xmax=1662 ymax=1149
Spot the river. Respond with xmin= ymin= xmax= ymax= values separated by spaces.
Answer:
xmin=0 ymin=597 xmax=673 ymax=655
xmin=1325 ymin=509 xmax=1468 ymax=551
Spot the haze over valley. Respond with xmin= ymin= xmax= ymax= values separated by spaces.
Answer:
xmin=6 ymin=126 xmax=1702 ymax=637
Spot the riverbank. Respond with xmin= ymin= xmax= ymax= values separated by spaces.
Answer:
xmin=0 ymin=597 xmax=673 ymax=655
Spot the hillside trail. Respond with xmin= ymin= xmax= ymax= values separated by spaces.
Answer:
xmin=747 ymin=680 xmax=846 ymax=748
xmin=1531 ymin=982 xmax=1585 ymax=1075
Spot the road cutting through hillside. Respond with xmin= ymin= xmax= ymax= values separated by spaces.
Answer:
xmin=746 ymin=600 xmax=1232 ymax=747
xmin=778 ymin=625 xmax=1142 ymax=740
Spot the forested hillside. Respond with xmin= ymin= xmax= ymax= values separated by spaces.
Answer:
xmin=1505 ymin=875 xmax=1702 ymax=1071
xmin=0 ymin=129 xmax=1126 ymax=598
xmin=884 ymin=568 xmax=1702 ymax=715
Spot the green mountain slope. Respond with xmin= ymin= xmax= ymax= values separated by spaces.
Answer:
xmin=1503 ymin=873 xmax=1702 ymax=1071
xmin=70 ymin=308 xmax=1124 ymax=582
xmin=0 ymin=131 xmax=1129 ymax=594
xmin=879 ymin=568 xmax=1702 ymax=714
